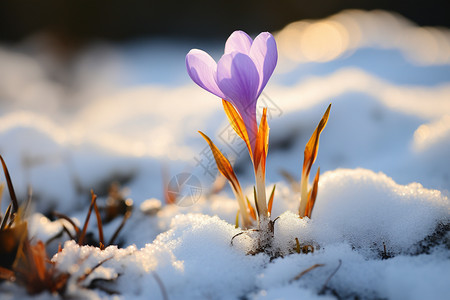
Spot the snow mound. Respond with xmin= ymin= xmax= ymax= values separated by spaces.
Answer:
xmin=10 ymin=169 xmax=448 ymax=300
xmin=412 ymin=115 xmax=450 ymax=190
xmin=255 ymin=243 xmax=450 ymax=300
xmin=51 ymin=214 xmax=265 ymax=299
xmin=274 ymin=168 xmax=449 ymax=256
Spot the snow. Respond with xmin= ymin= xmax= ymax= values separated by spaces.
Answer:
xmin=0 ymin=9 xmax=449 ymax=300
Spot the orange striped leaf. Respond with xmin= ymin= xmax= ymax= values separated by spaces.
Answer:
xmin=246 ymin=197 xmax=257 ymax=220
xmin=267 ymin=184 xmax=276 ymax=216
xmin=254 ymin=108 xmax=269 ymax=174
xmin=222 ymin=100 xmax=252 ymax=157
xmin=303 ymin=104 xmax=331 ymax=177
xmin=198 ymin=131 xmax=241 ymax=193
xmin=305 ymin=167 xmax=320 ymax=218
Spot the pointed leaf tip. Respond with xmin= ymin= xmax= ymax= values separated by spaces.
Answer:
xmin=303 ymin=104 xmax=330 ymax=176
xmin=222 ymin=100 xmax=252 ymax=157
xmin=199 ymin=131 xmax=251 ymax=228
xmin=299 ymin=104 xmax=330 ymax=217
xmin=198 ymin=131 xmax=240 ymax=192
xmin=267 ymin=184 xmax=276 ymax=216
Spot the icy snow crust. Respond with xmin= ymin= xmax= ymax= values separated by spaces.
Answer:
xmin=1 ymin=9 xmax=450 ymax=300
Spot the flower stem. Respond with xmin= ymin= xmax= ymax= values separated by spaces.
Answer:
xmin=255 ymin=166 xmax=268 ymax=220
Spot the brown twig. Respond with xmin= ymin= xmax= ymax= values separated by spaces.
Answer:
xmin=108 ymin=211 xmax=131 ymax=246
xmin=52 ymin=212 xmax=81 ymax=237
xmin=92 ymin=191 xmax=105 ymax=249
xmin=319 ymin=259 xmax=342 ymax=294
xmin=76 ymin=256 xmax=115 ymax=284
xmin=152 ymin=272 xmax=169 ymax=300
xmin=79 ymin=190 xmax=98 ymax=246
xmin=290 ymin=264 xmax=325 ymax=282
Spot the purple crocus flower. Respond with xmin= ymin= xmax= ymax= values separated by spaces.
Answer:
xmin=186 ymin=30 xmax=277 ymax=149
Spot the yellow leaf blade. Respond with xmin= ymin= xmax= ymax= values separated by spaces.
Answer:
xmin=305 ymin=167 xmax=320 ymax=218
xmin=198 ymin=131 xmax=241 ymax=193
xmin=246 ymin=197 xmax=257 ymax=220
xmin=253 ymin=108 xmax=269 ymax=174
xmin=222 ymin=100 xmax=252 ymax=157
xmin=199 ymin=131 xmax=252 ymax=228
xmin=299 ymin=104 xmax=330 ymax=217
xmin=267 ymin=184 xmax=276 ymax=216
xmin=303 ymin=104 xmax=331 ymax=177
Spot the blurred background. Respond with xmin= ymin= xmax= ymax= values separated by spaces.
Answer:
xmin=0 ymin=1 xmax=449 ymax=214
xmin=1 ymin=0 xmax=449 ymax=42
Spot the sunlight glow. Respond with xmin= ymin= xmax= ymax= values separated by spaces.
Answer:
xmin=275 ymin=10 xmax=450 ymax=72
xmin=413 ymin=115 xmax=450 ymax=152
xmin=300 ymin=20 xmax=349 ymax=62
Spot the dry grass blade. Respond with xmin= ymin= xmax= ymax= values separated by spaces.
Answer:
xmin=92 ymin=197 xmax=105 ymax=249
xmin=290 ymin=263 xmax=325 ymax=282
xmin=30 ymin=241 xmax=47 ymax=281
xmin=152 ymin=272 xmax=169 ymax=300
xmin=222 ymin=99 xmax=252 ymax=157
xmin=230 ymin=229 xmax=259 ymax=246
xmin=230 ymin=231 xmax=247 ymax=246
xmin=0 ymin=155 xmax=19 ymax=213
xmin=108 ymin=210 xmax=131 ymax=246
xmin=305 ymin=167 xmax=320 ymax=218
xmin=76 ymin=255 xmax=114 ymax=284
xmin=12 ymin=239 xmax=69 ymax=294
xmin=94 ymin=203 xmax=105 ymax=250
xmin=54 ymin=191 xmax=129 ymax=248
xmin=52 ymin=212 xmax=81 ymax=237
xmin=79 ymin=190 xmax=98 ymax=246
xmin=0 ymin=203 xmax=12 ymax=230
xmin=61 ymin=225 xmax=75 ymax=240
xmin=319 ymin=259 xmax=342 ymax=295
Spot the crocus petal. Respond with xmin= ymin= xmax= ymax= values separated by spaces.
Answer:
xmin=249 ymin=32 xmax=278 ymax=96
xmin=217 ymin=52 xmax=259 ymax=148
xmin=216 ymin=52 xmax=259 ymax=111
xmin=224 ymin=31 xmax=253 ymax=55
xmin=186 ymin=49 xmax=225 ymax=99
